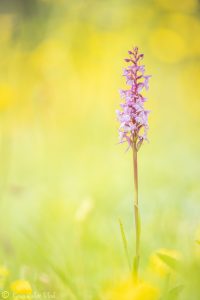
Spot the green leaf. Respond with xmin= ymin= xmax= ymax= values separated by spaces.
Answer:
xmin=168 ymin=285 xmax=184 ymax=299
xmin=49 ymin=263 xmax=81 ymax=300
xmin=132 ymin=255 xmax=139 ymax=279
xmin=157 ymin=253 xmax=180 ymax=271
xmin=160 ymin=284 xmax=184 ymax=300
xmin=119 ymin=219 xmax=131 ymax=271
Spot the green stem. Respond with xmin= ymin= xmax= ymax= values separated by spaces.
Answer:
xmin=132 ymin=142 xmax=140 ymax=282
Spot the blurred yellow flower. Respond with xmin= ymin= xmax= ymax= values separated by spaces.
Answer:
xmin=106 ymin=278 xmax=159 ymax=300
xmin=11 ymin=280 xmax=32 ymax=295
xmin=149 ymin=248 xmax=181 ymax=277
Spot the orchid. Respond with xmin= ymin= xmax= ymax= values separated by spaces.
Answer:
xmin=117 ymin=47 xmax=151 ymax=282
xmin=116 ymin=47 xmax=151 ymax=151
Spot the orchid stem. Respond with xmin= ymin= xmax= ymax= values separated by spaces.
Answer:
xmin=132 ymin=142 xmax=140 ymax=282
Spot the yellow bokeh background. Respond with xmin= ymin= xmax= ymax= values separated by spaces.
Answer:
xmin=0 ymin=0 xmax=200 ymax=298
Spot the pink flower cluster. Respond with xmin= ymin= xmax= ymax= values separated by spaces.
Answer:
xmin=116 ymin=47 xmax=151 ymax=151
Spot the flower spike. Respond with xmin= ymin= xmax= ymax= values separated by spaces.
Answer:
xmin=116 ymin=47 xmax=151 ymax=151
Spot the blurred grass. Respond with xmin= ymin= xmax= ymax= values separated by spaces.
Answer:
xmin=0 ymin=0 xmax=200 ymax=299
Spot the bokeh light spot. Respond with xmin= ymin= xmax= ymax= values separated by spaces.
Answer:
xmin=149 ymin=28 xmax=187 ymax=63
xmin=0 ymin=84 xmax=14 ymax=110
xmin=165 ymin=14 xmax=200 ymax=56
xmin=154 ymin=0 xmax=199 ymax=12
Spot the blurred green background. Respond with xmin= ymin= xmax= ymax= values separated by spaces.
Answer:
xmin=0 ymin=0 xmax=200 ymax=299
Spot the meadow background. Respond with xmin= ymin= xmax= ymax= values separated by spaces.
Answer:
xmin=0 ymin=0 xmax=200 ymax=299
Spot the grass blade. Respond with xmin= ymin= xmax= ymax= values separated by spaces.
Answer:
xmin=119 ymin=218 xmax=131 ymax=271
